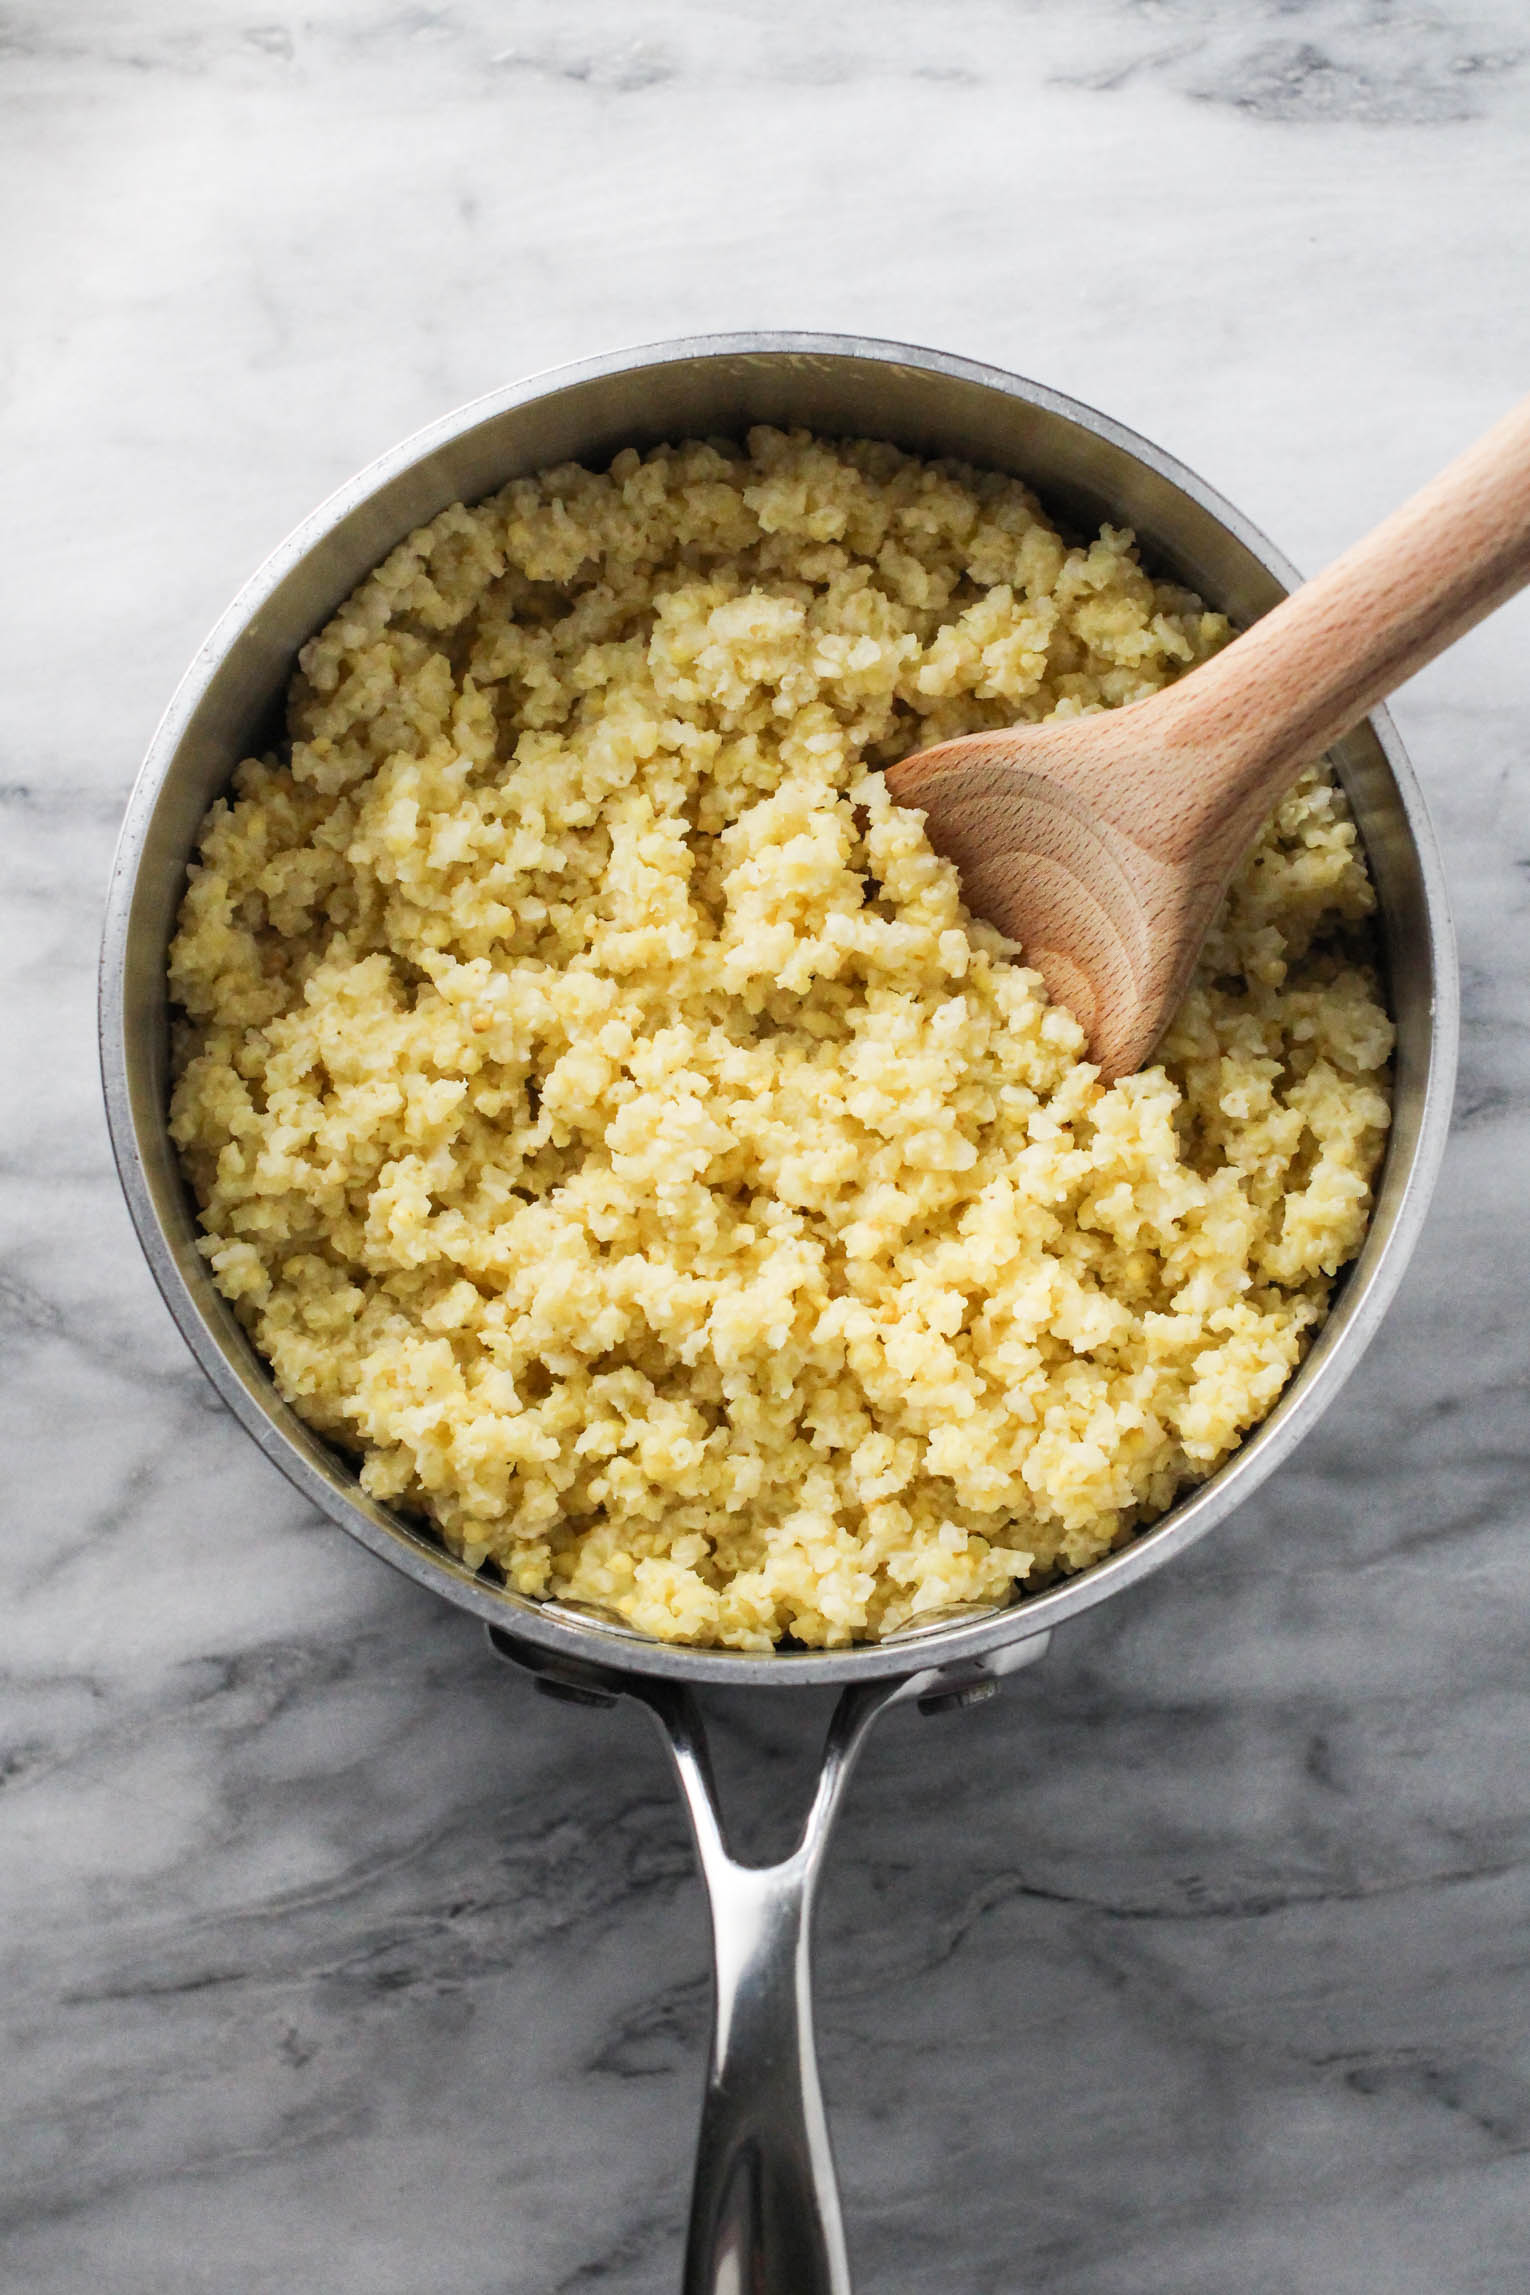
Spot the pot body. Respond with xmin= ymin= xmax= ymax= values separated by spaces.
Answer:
xmin=99 ymin=333 xmax=1458 ymax=1690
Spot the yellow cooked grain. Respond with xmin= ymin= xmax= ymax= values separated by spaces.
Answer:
xmin=168 ymin=430 xmax=1393 ymax=1649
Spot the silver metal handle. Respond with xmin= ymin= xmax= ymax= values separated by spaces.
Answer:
xmin=486 ymin=1622 xmax=1051 ymax=2291
xmin=635 ymin=1679 xmax=916 ymax=2295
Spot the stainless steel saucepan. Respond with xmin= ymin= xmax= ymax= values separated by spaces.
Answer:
xmin=100 ymin=335 xmax=1458 ymax=2295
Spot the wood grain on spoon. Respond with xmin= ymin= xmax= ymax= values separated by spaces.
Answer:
xmin=884 ymin=394 xmax=1530 ymax=1082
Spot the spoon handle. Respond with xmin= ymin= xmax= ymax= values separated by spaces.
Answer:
xmin=1164 ymin=392 xmax=1530 ymax=818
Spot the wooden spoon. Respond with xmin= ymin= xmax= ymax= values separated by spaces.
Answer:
xmin=884 ymin=395 xmax=1530 ymax=1081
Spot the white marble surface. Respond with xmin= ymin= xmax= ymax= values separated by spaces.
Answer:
xmin=4 ymin=2 xmax=1530 ymax=2287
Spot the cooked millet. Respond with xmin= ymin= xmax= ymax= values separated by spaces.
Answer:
xmin=168 ymin=429 xmax=1393 ymax=1649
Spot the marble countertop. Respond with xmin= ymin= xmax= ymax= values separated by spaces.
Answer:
xmin=4 ymin=2 xmax=1529 ymax=2288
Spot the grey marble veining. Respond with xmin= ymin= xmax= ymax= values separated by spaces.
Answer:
xmin=3 ymin=2 xmax=1529 ymax=2288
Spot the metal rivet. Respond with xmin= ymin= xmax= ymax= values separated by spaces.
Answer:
xmin=917 ymin=1679 xmax=999 ymax=1718
xmin=534 ymin=1676 xmax=619 ymax=1710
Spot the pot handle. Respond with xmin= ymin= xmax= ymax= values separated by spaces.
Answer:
xmin=633 ymin=1676 xmax=921 ymax=2295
